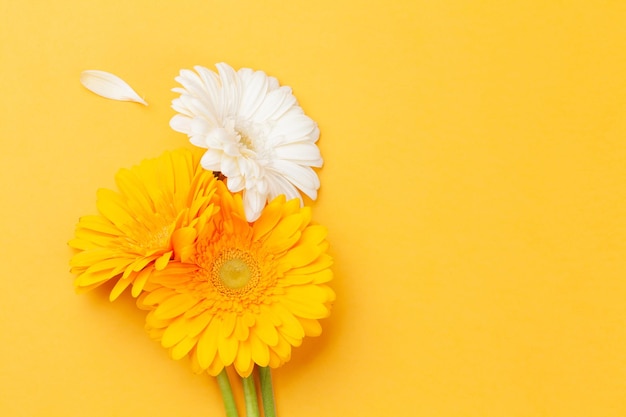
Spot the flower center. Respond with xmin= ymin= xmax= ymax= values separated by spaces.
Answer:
xmin=211 ymin=248 xmax=260 ymax=291
xmin=127 ymin=216 xmax=173 ymax=253
xmin=236 ymin=130 xmax=255 ymax=151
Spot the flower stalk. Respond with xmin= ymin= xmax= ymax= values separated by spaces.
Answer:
xmin=259 ymin=367 xmax=277 ymax=417
xmin=242 ymin=373 xmax=260 ymax=417
xmin=216 ymin=370 xmax=239 ymax=417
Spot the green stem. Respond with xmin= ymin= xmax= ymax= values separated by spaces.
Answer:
xmin=242 ymin=372 xmax=260 ymax=417
xmin=216 ymin=369 xmax=239 ymax=417
xmin=259 ymin=367 xmax=277 ymax=417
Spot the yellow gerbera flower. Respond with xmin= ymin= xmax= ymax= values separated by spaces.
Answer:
xmin=69 ymin=149 xmax=218 ymax=300
xmin=138 ymin=181 xmax=335 ymax=377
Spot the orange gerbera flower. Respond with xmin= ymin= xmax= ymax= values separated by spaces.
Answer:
xmin=138 ymin=181 xmax=334 ymax=377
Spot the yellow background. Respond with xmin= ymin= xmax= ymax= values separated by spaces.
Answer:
xmin=2 ymin=1 xmax=626 ymax=416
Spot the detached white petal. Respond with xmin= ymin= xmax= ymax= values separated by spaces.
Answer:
xmin=80 ymin=70 xmax=148 ymax=105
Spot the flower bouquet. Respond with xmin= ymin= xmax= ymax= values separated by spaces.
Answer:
xmin=70 ymin=63 xmax=334 ymax=416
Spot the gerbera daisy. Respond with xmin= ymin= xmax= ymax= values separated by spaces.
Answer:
xmin=138 ymin=181 xmax=334 ymax=377
xmin=170 ymin=63 xmax=323 ymax=222
xmin=69 ymin=149 xmax=218 ymax=300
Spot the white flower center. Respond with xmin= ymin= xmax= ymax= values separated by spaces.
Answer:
xmin=224 ymin=117 xmax=273 ymax=162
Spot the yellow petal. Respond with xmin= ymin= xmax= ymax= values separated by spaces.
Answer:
xmin=114 ymin=168 xmax=153 ymax=211
xmin=219 ymin=312 xmax=237 ymax=339
xmin=279 ymin=244 xmax=322 ymax=269
xmin=234 ymin=341 xmax=254 ymax=377
xmin=171 ymin=336 xmax=198 ymax=360
xmin=190 ymin=349 xmax=204 ymax=374
xmin=67 ymin=237 xmax=91 ymax=251
xmin=154 ymin=251 xmax=172 ymax=270
xmin=127 ymin=256 xmax=155 ymax=275
xmin=76 ymin=215 xmax=120 ymax=235
xmin=281 ymin=287 xmax=330 ymax=319
xmin=140 ymin=287 xmax=177 ymax=308
xmin=154 ymin=293 xmax=198 ymax=319
xmin=271 ymin=303 xmax=304 ymax=340
xmin=96 ymin=188 xmax=135 ymax=228
xmin=109 ymin=274 xmax=133 ymax=301
xmin=171 ymin=227 xmax=197 ymax=262
xmin=265 ymin=230 xmax=301 ymax=254
xmin=263 ymin=213 xmax=304 ymax=248
xmin=69 ymin=248 xmax=118 ymax=268
xmin=252 ymin=196 xmax=286 ymax=241
xmin=186 ymin=311 xmax=214 ymax=337
xmin=298 ymin=318 xmax=322 ymax=337
xmin=197 ymin=318 xmax=220 ymax=369
xmin=218 ymin=337 xmax=238 ymax=366
xmin=267 ymin=350 xmax=283 ymax=368
xmin=254 ymin=312 xmax=279 ymax=346
xmin=130 ymin=267 xmax=153 ymax=297
xmin=233 ymin=315 xmax=250 ymax=341
xmin=298 ymin=224 xmax=327 ymax=246
xmin=280 ymin=270 xmax=332 ymax=286
xmin=162 ymin=316 xmax=192 ymax=348
xmin=207 ymin=355 xmax=225 ymax=376
xmin=288 ymin=253 xmax=333 ymax=275
xmin=268 ymin=334 xmax=291 ymax=360
xmin=145 ymin=310 xmax=173 ymax=330
xmin=249 ymin=333 xmax=270 ymax=367
xmin=277 ymin=330 xmax=302 ymax=347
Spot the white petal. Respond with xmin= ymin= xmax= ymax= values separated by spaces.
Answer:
xmin=269 ymin=113 xmax=318 ymax=145
xmin=216 ymin=63 xmax=241 ymax=118
xmin=176 ymin=69 xmax=205 ymax=95
xmin=80 ymin=70 xmax=147 ymax=105
xmin=269 ymin=160 xmax=320 ymax=199
xmin=266 ymin=173 xmax=302 ymax=202
xmin=200 ymin=149 xmax=223 ymax=171
xmin=238 ymin=70 xmax=269 ymax=119
xmin=253 ymin=87 xmax=296 ymax=122
xmin=190 ymin=117 xmax=211 ymax=137
xmin=275 ymin=142 xmax=323 ymax=166
xmin=221 ymin=155 xmax=240 ymax=176
xmin=170 ymin=114 xmax=192 ymax=133
xmin=226 ymin=174 xmax=245 ymax=192
xmin=205 ymin=127 xmax=232 ymax=149
xmin=242 ymin=189 xmax=267 ymax=222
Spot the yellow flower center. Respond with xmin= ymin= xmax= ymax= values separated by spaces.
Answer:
xmin=211 ymin=248 xmax=260 ymax=292
xmin=126 ymin=216 xmax=173 ymax=253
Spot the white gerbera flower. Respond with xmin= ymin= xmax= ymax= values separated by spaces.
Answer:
xmin=170 ymin=63 xmax=323 ymax=222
